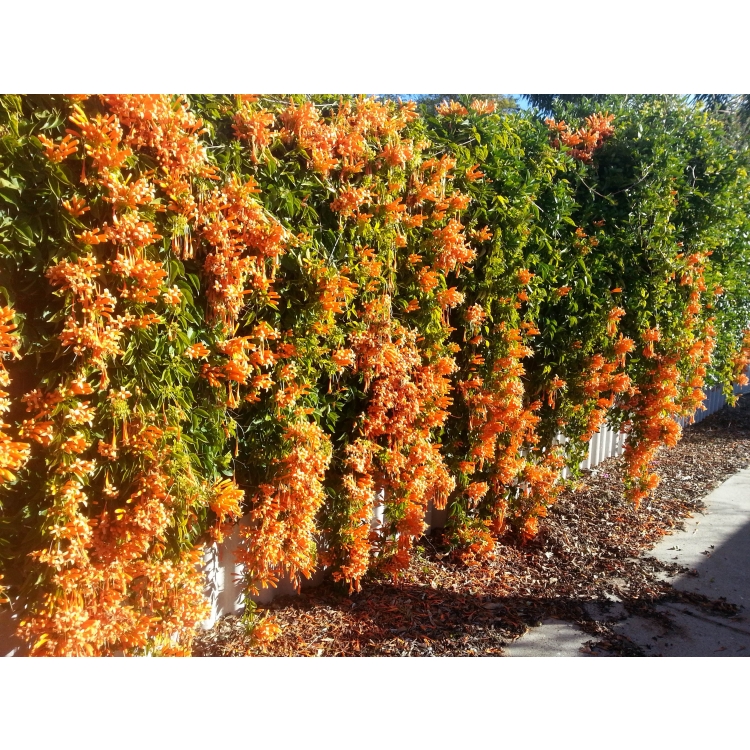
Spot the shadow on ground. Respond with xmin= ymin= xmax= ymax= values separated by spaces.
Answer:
xmin=195 ymin=554 xmax=748 ymax=657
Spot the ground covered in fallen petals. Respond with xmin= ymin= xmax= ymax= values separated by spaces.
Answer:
xmin=193 ymin=394 xmax=750 ymax=657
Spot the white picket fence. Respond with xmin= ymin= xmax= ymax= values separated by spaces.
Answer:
xmin=198 ymin=376 xmax=750 ymax=627
xmin=580 ymin=379 xmax=750 ymax=472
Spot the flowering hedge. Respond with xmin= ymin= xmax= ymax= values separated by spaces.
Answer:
xmin=1 ymin=94 xmax=749 ymax=655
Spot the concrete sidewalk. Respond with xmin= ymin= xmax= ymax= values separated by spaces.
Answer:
xmin=505 ymin=467 xmax=750 ymax=657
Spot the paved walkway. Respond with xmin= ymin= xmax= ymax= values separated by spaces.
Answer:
xmin=505 ymin=467 xmax=750 ymax=657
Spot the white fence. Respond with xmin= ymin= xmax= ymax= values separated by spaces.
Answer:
xmin=199 ymin=377 xmax=750 ymax=626
xmin=581 ymin=379 xmax=750 ymax=472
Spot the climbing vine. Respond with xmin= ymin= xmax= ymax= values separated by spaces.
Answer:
xmin=1 ymin=94 xmax=749 ymax=654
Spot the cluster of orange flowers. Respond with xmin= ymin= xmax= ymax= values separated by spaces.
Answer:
xmin=37 ymin=133 xmax=78 ymax=163
xmin=0 ymin=307 xmax=30 ymax=486
xmin=432 ymin=218 xmax=476 ymax=273
xmin=19 ymin=434 xmax=212 ymax=656
xmin=620 ymin=354 xmax=686 ymax=505
xmin=458 ymin=320 xmax=550 ymax=542
xmin=225 ymin=97 xmax=482 ymax=590
xmin=729 ymin=329 xmax=750 ymax=393
xmin=577 ymin=349 xmax=634 ymax=443
xmin=99 ymin=94 xmax=214 ymax=180
xmin=237 ymin=413 xmax=331 ymax=593
xmin=201 ymin=324 xmax=282 ymax=408
xmin=198 ymin=176 xmax=287 ymax=328
xmin=436 ymin=98 xmax=497 ymax=118
xmin=243 ymin=97 xmax=421 ymax=182
xmin=209 ymin=478 xmax=245 ymax=544
xmin=621 ymin=252 xmax=715 ymax=505
xmin=46 ymin=255 xmax=128 ymax=378
xmin=546 ymin=113 xmax=616 ymax=163
xmin=450 ymin=257 xmax=632 ymax=548
xmin=336 ymin=298 xmax=456 ymax=588
xmin=15 ymin=95 xmax=242 ymax=655
xmin=317 ymin=269 xmax=359 ymax=317
xmin=232 ymin=101 xmax=275 ymax=162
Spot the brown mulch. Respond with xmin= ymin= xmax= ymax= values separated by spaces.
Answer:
xmin=192 ymin=393 xmax=750 ymax=657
